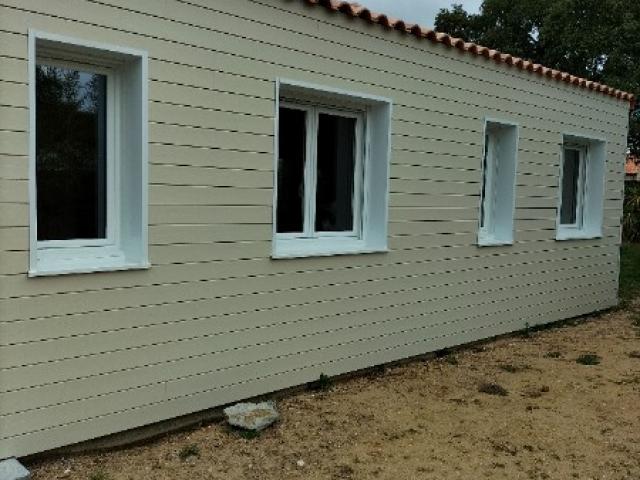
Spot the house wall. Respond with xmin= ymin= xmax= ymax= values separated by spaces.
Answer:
xmin=0 ymin=0 xmax=630 ymax=458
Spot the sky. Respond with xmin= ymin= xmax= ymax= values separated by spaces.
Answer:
xmin=357 ymin=0 xmax=482 ymax=29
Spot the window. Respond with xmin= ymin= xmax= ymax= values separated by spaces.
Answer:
xmin=478 ymin=120 xmax=518 ymax=246
xmin=277 ymin=105 xmax=363 ymax=236
xmin=559 ymin=146 xmax=585 ymax=227
xmin=556 ymin=134 xmax=606 ymax=240
xmin=29 ymin=31 xmax=149 ymax=276
xmin=36 ymin=64 xmax=111 ymax=242
xmin=273 ymin=80 xmax=392 ymax=258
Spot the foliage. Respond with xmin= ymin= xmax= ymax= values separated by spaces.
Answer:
xmin=444 ymin=354 xmax=459 ymax=366
xmin=88 ymin=470 xmax=110 ymax=480
xmin=237 ymin=429 xmax=261 ymax=440
xmin=177 ymin=444 xmax=200 ymax=461
xmin=623 ymin=183 xmax=640 ymax=243
xmin=619 ymin=243 xmax=640 ymax=304
xmin=308 ymin=373 xmax=333 ymax=392
xmin=576 ymin=353 xmax=601 ymax=365
xmin=498 ymin=363 xmax=529 ymax=373
xmin=478 ymin=381 xmax=509 ymax=396
xmin=435 ymin=1 xmax=640 ymax=154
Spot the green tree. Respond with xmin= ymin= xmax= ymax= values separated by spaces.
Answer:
xmin=623 ymin=182 xmax=640 ymax=243
xmin=435 ymin=0 xmax=640 ymax=153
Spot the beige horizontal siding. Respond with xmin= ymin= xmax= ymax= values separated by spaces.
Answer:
xmin=0 ymin=246 xmax=618 ymax=320
xmin=0 ymin=291 xmax=617 ymax=456
xmin=0 ymin=278 xmax=618 ymax=438
xmin=0 ymin=0 xmax=629 ymax=458
xmin=1 ymin=0 xmax=626 ymax=121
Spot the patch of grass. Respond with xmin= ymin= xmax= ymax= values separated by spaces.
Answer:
xmin=623 ymin=183 xmax=640 ymax=243
xmin=308 ymin=373 xmax=333 ymax=392
xmin=237 ymin=429 xmax=261 ymax=440
xmin=436 ymin=348 xmax=459 ymax=365
xmin=335 ymin=464 xmax=355 ymax=478
xmin=576 ymin=354 xmax=601 ymax=366
xmin=178 ymin=443 xmax=200 ymax=461
xmin=225 ymin=423 xmax=263 ymax=440
xmin=520 ymin=320 xmax=562 ymax=338
xmin=544 ymin=351 xmax=562 ymax=359
xmin=498 ymin=363 xmax=528 ymax=373
xmin=89 ymin=470 xmax=110 ymax=480
xmin=478 ymin=382 xmax=509 ymax=396
xmin=435 ymin=347 xmax=452 ymax=358
xmin=620 ymin=244 xmax=640 ymax=305
xmin=612 ymin=374 xmax=640 ymax=385
xmin=444 ymin=354 xmax=459 ymax=365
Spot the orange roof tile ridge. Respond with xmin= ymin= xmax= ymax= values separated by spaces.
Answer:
xmin=302 ymin=0 xmax=635 ymax=108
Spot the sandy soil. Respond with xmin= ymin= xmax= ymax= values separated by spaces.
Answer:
xmin=28 ymin=306 xmax=640 ymax=480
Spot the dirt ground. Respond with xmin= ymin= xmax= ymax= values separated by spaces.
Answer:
xmin=28 ymin=305 xmax=640 ymax=480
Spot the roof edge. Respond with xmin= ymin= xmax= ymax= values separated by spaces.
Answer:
xmin=303 ymin=0 xmax=636 ymax=109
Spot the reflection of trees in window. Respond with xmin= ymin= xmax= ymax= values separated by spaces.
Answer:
xmin=36 ymin=65 xmax=107 ymax=241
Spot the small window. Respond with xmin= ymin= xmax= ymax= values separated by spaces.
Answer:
xmin=29 ymin=31 xmax=149 ymax=276
xmin=556 ymin=135 xmax=606 ymax=240
xmin=559 ymin=146 xmax=585 ymax=227
xmin=478 ymin=120 xmax=518 ymax=246
xmin=273 ymin=80 xmax=392 ymax=258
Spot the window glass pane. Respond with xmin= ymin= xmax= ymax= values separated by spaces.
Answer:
xmin=276 ymin=107 xmax=307 ymax=233
xmin=560 ymin=148 xmax=581 ymax=225
xmin=479 ymin=133 xmax=490 ymax=229
xmin=315 ymin=113 xmax=357 ymax=232
xmin=36 ymin=65 xmax=107 ymax=241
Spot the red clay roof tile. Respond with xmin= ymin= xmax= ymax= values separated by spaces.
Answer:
xmin=302 ymin=0 xmax=635 ymax=107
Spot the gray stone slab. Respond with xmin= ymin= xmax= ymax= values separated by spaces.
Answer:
xmin=223 ymin=401 xmax=279 ymax=431
xmin=0 ymin=458 xmax=30 ymax=480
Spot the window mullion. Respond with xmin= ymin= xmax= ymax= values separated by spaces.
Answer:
xmin=352 ymin=114 xmax=364 ymax=236
xmin=303 ymin=108 xmax=318 ymax=238
xmin=107 ymin=71 xmax=119 ymax=247
xmin=484 ymin=135 xmax=495 ymax=233
xmin=489 ymin=136 xmax=501 ymax=234
xmin=577 ymin=148 xmax=587 ymax=228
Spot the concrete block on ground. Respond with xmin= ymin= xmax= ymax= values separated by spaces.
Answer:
xmin=0 ymin=458 xmax=30 ymax=480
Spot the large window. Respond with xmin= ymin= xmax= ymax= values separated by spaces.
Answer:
xmin=556 ymin=134 xmax=606 ymax=240
xmin=29 ymin=31 xmax=149 ymax=276
xmin=36 ymin=64 xmax=111 ymax=242
xmin=478 ymin=120 xmax=518 ymax=246
xmin=273 ymin=80 xmax=392 ymax=258
xmin=277 ymin=105 xmax=363 ymax=236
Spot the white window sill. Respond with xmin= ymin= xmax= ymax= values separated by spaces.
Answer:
xmin=30 ymin=246 xmax=150 ymax=277
xmin=555 ymin=228 xmax=603 ymax=241
xmin=477 ymin=235 xmax=514 ymax=247
xmin=29 ymin=262 xmax=151 ymax=277
xmin=272 ymin=237 xmax=387 ymax=259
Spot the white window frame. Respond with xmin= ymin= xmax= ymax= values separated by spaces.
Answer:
xmin=273 ymin=79 xmax=392 ymax=259
xmin=28 ymin=30 xmax=149 ymax=276
xmin=477 ymin=118 xmax=519 ymax=246
xmin=556 ymin=133 xmax=607 ymax=241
